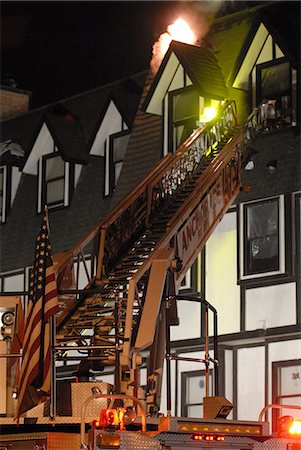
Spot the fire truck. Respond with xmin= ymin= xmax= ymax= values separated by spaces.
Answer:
xmin=0 ymin=99 xmax=300 ymax=449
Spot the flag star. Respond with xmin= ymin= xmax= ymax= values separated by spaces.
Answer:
xmin=38 ymin=267 xmax=43 ymax=273
xmin=40 ymin=250 xmax=45 ymax=256
xmin=39 ymin=259 xmax=44 ymax=264
xmin=40 ymin=242 xmax=45 ymax=247
xmin=37 ymin=284 xmax=42 ymax=289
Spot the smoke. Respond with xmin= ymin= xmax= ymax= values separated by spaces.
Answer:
xmin=150 ymin=1 xmax=223 ymax=75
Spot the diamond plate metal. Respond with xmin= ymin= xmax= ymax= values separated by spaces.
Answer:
xmin=71 ymin=382 xmax=112 ymax=417
xmin=93 ymin=431 xmax=161 ymax=449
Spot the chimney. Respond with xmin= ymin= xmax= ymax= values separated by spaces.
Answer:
xmin=0 ymin=77 xmax=32 ymax=121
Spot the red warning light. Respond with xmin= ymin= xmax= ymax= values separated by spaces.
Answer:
xmin=92 ymin=419 xmax=101 ymax=429
xmin=278 ymin=416 xmax=301 ymax=437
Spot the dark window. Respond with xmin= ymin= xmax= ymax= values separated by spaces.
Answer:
xmin=107 ymin=131 xmax=130 ymax=196
xmin=170 ymin=89 xmax=198 ymax=151
xmin=244 ymin=198 xmax=279 ymax=275
xmin=40 ymin=152 xmax=74 ymax=211
xmin=44 ymin=154 xmax=65 ymax=207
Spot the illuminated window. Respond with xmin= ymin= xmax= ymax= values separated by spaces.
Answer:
xmin=170 ymin=88 xmax=198 ymax=151
xmin=106 ymin=131 xmax=130 ymax=196
xmin=256 ymin=59 xmax=293 ymax=124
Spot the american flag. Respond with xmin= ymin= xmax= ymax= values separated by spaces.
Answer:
xmin=17 ymin=212 xmax=59 ymax=418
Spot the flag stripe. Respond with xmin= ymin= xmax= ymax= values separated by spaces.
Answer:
xmin=17 ymin=212 xmax=59 ymax=418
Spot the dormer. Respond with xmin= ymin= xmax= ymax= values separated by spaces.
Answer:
xmin=89 ymin=97 xmax=131 ymax=196
xmin=143 ymin=41 xmax=228 ymax=155
xmin=22 ymin=106 xmax=87 ymax=213
xmin=209 ymin=8 xmax=298 ymax=125
xmin=0 ymin=140 xmax=24 ymax=223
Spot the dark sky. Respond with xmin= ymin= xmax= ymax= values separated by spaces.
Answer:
xmin=1 ymin=1 xmax=299 ymax=109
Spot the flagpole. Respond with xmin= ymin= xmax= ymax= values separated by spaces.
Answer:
xmin=45 ymin=205 xmax=57 ymax=420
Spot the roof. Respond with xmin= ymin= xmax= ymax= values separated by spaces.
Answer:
xmin=143 ymin=40 xmax=228 ymax=112
xmin=0 ymin=72 xmax=146 ymax=168
xmin=238 ymin=127 xmax=301 ymax=203
xmin=207 ymin=2 xmax=300 ymax=87
xmin=207 ymin=7 xmax=259 ymax=87
xmin=111 ymin=70 xmax=163 ymax=207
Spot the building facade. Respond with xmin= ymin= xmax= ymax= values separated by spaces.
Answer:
xmin=0 ymin=3 xmax=300 ymax=427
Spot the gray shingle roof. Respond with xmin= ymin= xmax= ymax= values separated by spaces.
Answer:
xmin=144 ymin=40 xmax=228 ymax=112
xmin=238 ymin=127 xmax=301 ymax=203
xmin=0 ymin=74 xmax=146 ymax=273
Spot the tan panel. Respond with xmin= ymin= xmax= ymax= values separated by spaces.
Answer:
xmin=47 ymin=432 xmax=81 ymax=450
xmin=135 ymin=248 xmax=174 ymax=351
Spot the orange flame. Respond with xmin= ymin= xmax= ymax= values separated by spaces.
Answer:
xmin=151 ymin=18 xmax=198 ymax=74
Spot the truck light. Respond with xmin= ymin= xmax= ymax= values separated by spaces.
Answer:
xmin=278 ymin=416 xmax=301 ymax=437
xmin=192 ymin=434 xmax=225 ymax=442
xmin=193 ymin=435 xmax=203 ymax=441
xmin=92 ymin=419 xmax=101 ymax=429
xmin=289 ymin=420 xmax=301 ymax=435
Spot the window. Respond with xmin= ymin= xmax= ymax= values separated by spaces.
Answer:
xmin=181 ymin=369 xmax=213 ymax=417
xmin=169 ymin=88 xmax=198 ymax=151
xmin=38 ymin=152 xmax=74 ymax=211
xmin=240 ymin=196 xmax=285 ymax=279
xmin=272 ymin=360 xmax=301 ymax=432
xmin=0 ymin=165 xmax=12 ymax=223
xmin=256 ymin=59 xmax=293 ymax=125
xmin=0 ymin=166 xmax=5 ymax=222
xmin=106 ymin=131 xmax=130 ymax=196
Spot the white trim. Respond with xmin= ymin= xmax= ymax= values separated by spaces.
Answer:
xmin=179 ymin=268 xmax=191 ymax=290
xmin=104 ymin=139 xmax=110 ymax=197
xmin=37 ymin=157 xmax=43 ymax=213
xmin=0 ymin=166 xmax=7 ymax=223
xmin=23 ymin=123 xmax=54 ymax=175
xmin=64 ymin=162 xmax=70 ymax=206
xmin=239 ymin=195 xmax=285 ymax=280
xmin=233 ymin=23 xmax=269 ymax=90
xmin=74 ymin=164 xmax=82 ymax=188
xmin=90 ymin=101 xmax=124 ymax=156
xmin=146 ymin=53 xmax=181 ymax=115
xmin=11 ymin=166 xmax=21 ymax=207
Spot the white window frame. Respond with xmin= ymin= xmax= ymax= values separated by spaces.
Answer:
xmin=38 ymin=151 xmax=72 ymax=213
xmin=104 ymin=131 xmax=130 ymax=197
xmin=0 ymin=166 xmax=7 ymax=223
xmin=239 ymin=195 xmax=285 ymax=280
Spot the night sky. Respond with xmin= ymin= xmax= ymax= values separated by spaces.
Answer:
xmin=1 ymin=1 xmax=300 ymax=109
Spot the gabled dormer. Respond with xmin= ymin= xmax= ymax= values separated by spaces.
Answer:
xmin=22 ymin=106 xmax=87 ymax=213
xmin=143 ymin=41 xmax=228 ymax=155
xmin=209 ymin=7 xmax=298 ymax=125
xmin=87 ymin=73 xmax=145 ymax=197
xmin=89 ymin=96 xmax=130 ymax=196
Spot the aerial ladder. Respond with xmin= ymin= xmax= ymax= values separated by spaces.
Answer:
xmin=53 ymin=98 xmax=255 ymax=414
